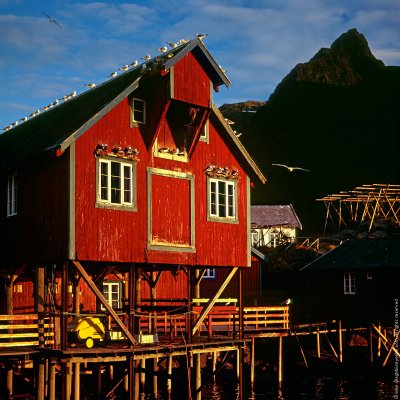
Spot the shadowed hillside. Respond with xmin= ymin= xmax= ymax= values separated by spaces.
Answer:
xmin=229 ymin=28 xmax=400 ymax=233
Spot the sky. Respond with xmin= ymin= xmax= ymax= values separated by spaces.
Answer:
xmin=1 ymin=0 xmax=399 ymax=129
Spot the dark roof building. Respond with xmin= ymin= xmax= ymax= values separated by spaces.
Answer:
xmin=301 ymin=234 xmax=400 ymax=325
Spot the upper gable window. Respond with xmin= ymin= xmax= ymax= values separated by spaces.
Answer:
xmin=96 ymin=157 xmax=137 ymax=210
xmin=207 ymin=177 xmax=237 ymax=223
xmin=131 ymin=98 xmax=146 ymax=124
xmin=199 ymin=120 xmax=209 ymax=143
xmin=7 ymin=171 xmax=18 ymax=217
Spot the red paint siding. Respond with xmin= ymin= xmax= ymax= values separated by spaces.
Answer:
xmin=150 ymin=174 xmax=191 ymax=246
xmin=173 ymin=53 xmax=210 ymax=107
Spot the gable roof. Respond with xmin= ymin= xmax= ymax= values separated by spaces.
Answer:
xmin=0 ymin=38 xmax=230 ymax=170
xmin=301 ymin=235 xmax=400 ymax=271
xmin=251 ymin=205 xmax=302 ymax=229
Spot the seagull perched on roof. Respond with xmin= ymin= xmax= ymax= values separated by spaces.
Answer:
xmin=272 ymin=163 xmax=310 ymax=172
xmin=85 ymin=83 xmax=96 ymax=88
xmin=130 ymin=60 xmax=138 ymax=68
xmin=157 ymin=46 xmax=168 ymax=53
xmin=196 ymin=33 xmax=208 ymax=39
xmin=167 ymin=41 xmax=178 ymax=48
xmin=142 ymin=54 xmax=151 ymax=61
xmin=42 ymin=12 xmax=62 ymax=29
xmin=119 ymin=65 xmax=129 ymax=72
xmin=109 ymin=71 xmax=118 ymax=78
xmin=179 ymin=38 xmax=190 ymax=44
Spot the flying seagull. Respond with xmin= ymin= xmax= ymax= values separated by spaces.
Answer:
xmin=272 ymin=163 xmax=310 ymax=172
xmin=42 ymin=12 xmax=62 ymax=29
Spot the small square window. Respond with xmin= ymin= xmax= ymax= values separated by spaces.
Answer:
xmin=203 ymin=268 xmax=215 ymax=279
xmin=101 ymin=281 xmax=122 ymax=310
xmin=132 ymin=98 xmax=146 ymax=124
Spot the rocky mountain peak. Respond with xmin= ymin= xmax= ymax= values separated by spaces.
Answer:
xmin=281 ymin=28 xmax=384 ymax=88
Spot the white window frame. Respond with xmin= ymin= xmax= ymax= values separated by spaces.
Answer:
xmin=199 ymin=120 xmax=209 ymax=143
xmin=251 ymin=230 xmax=259 ymax=247
xmin=131 ymin=97 xmax=146 ymax=124
xmin=101 ymin=281 xmax=122 ymax=310
xmin=207 ymin=177 xmax=237 ymax=222
xmin=203 ymin=268 xmax=215 ymax=279
xmin=7 ymin=171 xmax=18 ymax=217
xmin=96 ymin=157 xmax=136 ymax=210
xmin=344 ymin=272 xmax=356 ymax=295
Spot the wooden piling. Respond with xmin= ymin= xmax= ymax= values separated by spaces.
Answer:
xmin=134 ymin=360 xmax=140 ymax=400
xmin=250 ymin=337 xmax=255 ymax=389
xmin=369 ymin=325 xmax=374 ymax=363
xmin=49 ymin=360 xmax=56 ymax=400
xmin=212 ymin=351 xmax=217 ymax=383
xmin=377 ymin=322 xmax=381 ymax=358
xmin=153 ymin=357 xmax=158 ymax=398
xmin=278 ymin=335 xmax=283 ymax=388
xmin=195 ymin=353 xmax=201 ymax=400
xmin=140 ymin=358 xmax=146 ymax=390
xmin=338 ymin=320 xmax=343 ymax=363
xmin=74 ymin=362 xmax=80 ymax=400
xmin=167 ymin=355 xmax=173 ymax=400
xmin=316 ymin=327 xmax=321 ymax=358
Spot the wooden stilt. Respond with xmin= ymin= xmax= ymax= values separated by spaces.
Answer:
xmin=66 ymin=361 xmax=72 ymax=400
xmin=134 ymin=359 xmax=140 ymax=400
xmin=324 ymin=333 xmax=338 ymax=359
xmin=316 ymin=328 xmax=321 ymax=358
xmin=128 ymin=356 xmax=135 ymax=400
xmin=250 ymin=338 xmax=255 ymax=389
xmin=377 ymin=322 xmax=381 ymax=358
xmin=338 ymin=320 xmax=343 ymax=363
xmin=278 ymin=336 xmax=283 ymax=388
xmin=167 ymin=355 xmax=173 ymax=400
xmin=6 ymin=362 xmax=13 ymax=398
xmin=238 ymin=347 xmax=244 ymax=400
xmin=96 ymin=364 xmax=102 ymax=396
xmin=195 ymin=353 xmax=201 ymax=400
xmin=153 ymin=357 xmax=158 ymax=398
xmin=369 ymin=325 xmax=374 ymax=363
xmin=212 ymin=352 xmax=217 ymax=383
xmin=49 ymin=360 xmax=56 ymax=400
xmin=37 ymin=360 xmax=45 ymax=400
xmin=109 ymin=364 xmax=114 ymax=380
xmin=236 ymin=348 xmax=240 ymax=379
xmin=140 ymin=358 xmax=146 ymax=391
xmin=74 ymin=362 xmax=80 ymax=400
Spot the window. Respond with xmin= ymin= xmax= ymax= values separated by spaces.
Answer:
xmin=97 ymin=157 xmax=136 ymax=210
xmin=199 ymin=120 xmax=209 ymax=142
xmin=203 ymin=268 xmax=215 ymax=279
xmin=7 ymin=172 xmax=18 ymax=217
xmin=102 ymin=281 xmax=122 ymax=309
xmin=208 ymin=177 xmax=237 ymax=221
xmin=251 ymin=230 xmax=259 ymax=247
xmin=132 ymin=98 xmax=146 ymax=124
xmin=344 ymin=272 xmax=356 ymax=295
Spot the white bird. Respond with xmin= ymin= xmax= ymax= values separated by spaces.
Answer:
xmin=158 ymin=147 xmax=170 ymax=153
xmin=272 ymin=163 xmax=310 ymax=172
xmin=179 ymin=38 xmax=190 ymax=44
xmin=280 ymin=298 xmax=292 ymax=305
xmin=85 ymin=83 xmax=96 ymax=88
xmin=42 ymin=11 xmax=62 ymax=29
xmin=142 ymin=54 xmax=151 ymax=61
xmin=204 ymin=165 xmax=215 ymax=173
xmin=11 ymin=121 xmax=18 ymax=127
xmin=130 ymin=60 xmax=138 ymax=67
xmin=52 ymin=99 xmax=59 ymax=106
xmin=196 ymin=33 xmax=208 ymax=39
xmin=30 ymin=110 xmax=40 ymax=117
xmin=167 ymin=41 xmax=178 ymax=48
xmin=2 ymin=125 xmax=12 ymax=131
xmin=119 ymin=65 xmax=129 ymax=72
xmin=20 ymin=116 xmax=28 ymax=122
xmin=157 ymin=46 xmax=168 ymax=53
xmin=109 ymin=71 xmax=118 ymax=78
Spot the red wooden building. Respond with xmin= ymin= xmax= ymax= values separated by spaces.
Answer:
xmin=0 ymin=37 xmax=265 ymax=347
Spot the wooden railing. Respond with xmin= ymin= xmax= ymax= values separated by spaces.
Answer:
xmin=0 ymin=314 xmax=55 ymax=348
xmin=138 ymin=306 xmax=289 ymax=337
